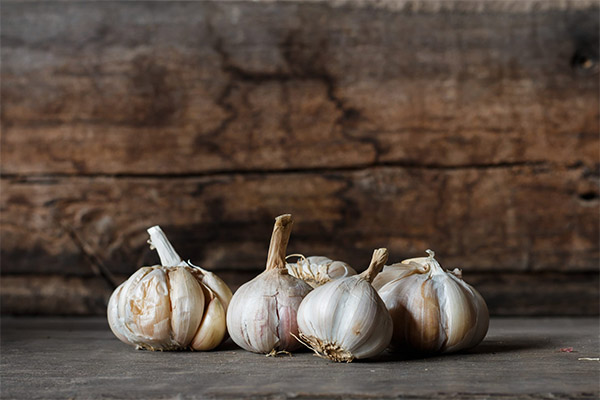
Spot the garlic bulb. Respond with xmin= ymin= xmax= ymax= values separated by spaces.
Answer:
xmin=107 ymin=226 xmax=232 ymax=351
xmin=226 ymin=214 xmax=312 ymax=354
xmin=296 ymin=248 xmax=393 ymax=362
xmin=372 ymin=250 xmax=489 ymax=354
xmin=286 ymin=255 xmax=357 ymax=288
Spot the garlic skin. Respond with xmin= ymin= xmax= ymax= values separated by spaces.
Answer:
xmin=286 ymin=255 xmax=357 ymax=288
xmin=107 ymin=226 xmax=232 ymax=351
xmin=226 ymin=214 xmax=312 ymax=353
xmin=372 ymin=250 xmax=489 ymax=354
xmin=296 ymin=248 xmax=393 ymax=362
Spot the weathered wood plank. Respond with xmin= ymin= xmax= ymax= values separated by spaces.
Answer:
xmin=1 ymin=165 xmax=597 ymax=277
xmin=1 ymin=0 xmax=598 ymax=175
xmin=2 ymin=272 xmax=598 ymax=316
xmin=0 ymin=276 xmax=110 ymax=315
xmin=1 ymin=317 xmax=599 ymax=399
xmin=1 ymin=1 xmax=598 ymax=317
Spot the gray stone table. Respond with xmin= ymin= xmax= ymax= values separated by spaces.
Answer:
xmin=1 ymin=317 xmax=598 ymax=399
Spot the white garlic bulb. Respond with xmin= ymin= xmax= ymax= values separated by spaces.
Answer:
xmin=296 ymin=248 xmax=393 ymax=362
xmin=286 ymin=255 xmax=357 ymax=288
xmin=372 ymin=250 xmax=489 ymax=354
xmin=226 ymin=214 xmax=312 ymax=354
xmin=107 ymin=226 xmax=232 ymax=351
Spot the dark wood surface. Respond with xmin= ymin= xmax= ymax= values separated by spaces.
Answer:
xmin=1 ymin=317 xmax=598 ymax=399
xmin=1 ymin=0 xmax=598 ymax=315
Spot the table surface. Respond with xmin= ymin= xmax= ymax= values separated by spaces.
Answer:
xmin=1 ymin=317 xmax=598 ymax=399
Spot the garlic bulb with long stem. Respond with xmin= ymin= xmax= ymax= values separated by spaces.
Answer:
xmin=296 ymin=248 xmax=393 ymax=362
xmin=107 ymin=226 xmax=232 ymax=351
xmin=226 ymin=214 xmax=312 ymax=354
xmin=372 ymin=250 xmax=489 ymax=354
xmin=286 ymin=255 xmax=357 ymax=288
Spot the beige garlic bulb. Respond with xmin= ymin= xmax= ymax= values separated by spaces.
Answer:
xmin=286 ymin=255 xmax=357 ymax=288
xmin=226 ymin=214 xmax=312 ymax=354
xmin=372 ymin=250 xmax=489 ymax=354
xmin=296 ymin=248 xmax=393 ymax=362
xmin=107 ymin=226 xmax=232 ymax=351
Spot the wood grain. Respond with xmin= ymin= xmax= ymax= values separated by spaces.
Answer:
xmin=1 ymin=0 xmax=598 ymax=174
xmin=1 ymin=0 xmax=598 ymax=315
xmin=2 ymin=165 xmax=597 ymax=276
xmin=2 ymin=317 xmax=598 ymax=399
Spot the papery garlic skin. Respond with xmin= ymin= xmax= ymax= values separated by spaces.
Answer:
xmin=296 ymin=249 xmax=393 ymax=362
xmin=106 ymin=226 xmax=232 ymax=351
xmin=226 ymin=214 xmax=312 ymax=353
xmin=372 ymin=250 xmax=489 ymax=354
xmin=286 ymin=256 xmax=357 ymax=288
xmin=227 ymin=269 xmax=310 ymax=352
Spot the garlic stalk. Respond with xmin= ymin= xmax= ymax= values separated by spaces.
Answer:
xmin=107 ymin=226 xmax=232 ymax=351
xmin=286 ymin=255 xmax=357 ymax=288
xmin=226 ymin=214 xmax=312 ymax=354
xmin=372 ymin=250 xmax=489 ymax=354
xmin=296 ymin=248 xmax=393 ymax=362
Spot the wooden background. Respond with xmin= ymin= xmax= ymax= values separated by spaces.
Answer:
xmin=1 ymin=0 xmax=598 ymax=315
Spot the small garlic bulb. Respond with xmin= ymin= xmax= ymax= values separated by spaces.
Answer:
xmin=107 ymin=226 xmax=232 ymax=351
xmin=296 ymin=248 xmax=393 ymax=362
xmin=372 ymin=250 xmax=489 ymax=354
xmin=226 ymin=214 xmax=312 ymax=354
xmin=286 ymin=255 xmax=357 ymax=288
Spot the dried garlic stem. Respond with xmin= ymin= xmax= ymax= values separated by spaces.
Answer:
xmin=265 ymin=214 xmax=294 ymax=271
xmin=147 ymin=226 xmax=185 ymax=267
xmin=360 ymin=248 xmax=389 ymax=283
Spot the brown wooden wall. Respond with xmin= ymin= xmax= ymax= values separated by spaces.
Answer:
xmin=1 ymin=0 xmax=598 ymax=315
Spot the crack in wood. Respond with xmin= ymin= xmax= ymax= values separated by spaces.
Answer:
xmin=205 ymin=27 xmax=381 ymax=164
xmin=0 ymin=161 xmax=553 ymax=181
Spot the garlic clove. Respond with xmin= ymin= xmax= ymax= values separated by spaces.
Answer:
xmin=191 ymin=287 xmax=227 ymax=351
xmin=168 ymin=267 xmax=205 ymax=347
xmin=124 ymin=267 xmax=174 ymax=350
xmin=132 ymin=269 xmax=172 ymax=344
xmin=115 ymin=267 xmax=155 ymax=347
xmin=107 ymin=284 xmax=131 ymax=345
xmin=380 ymin=273 xmax=445 ymax=353
xmin=188 ymin=265 xmax=233 ymax=312
xmin=272 ymin=274 xmax=315 ymax=351
xmin=333 ymin=280 xmax=391 ymax=359
xmin=110 ymin=269 xmax=153 ymax=348
xmin=445 ymin=273 xmax=489 ymax=352
xmin=343 ymin=294 xmax=394 ymax=359
xmin=436 ymin=273 xmax=476 ymax=352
